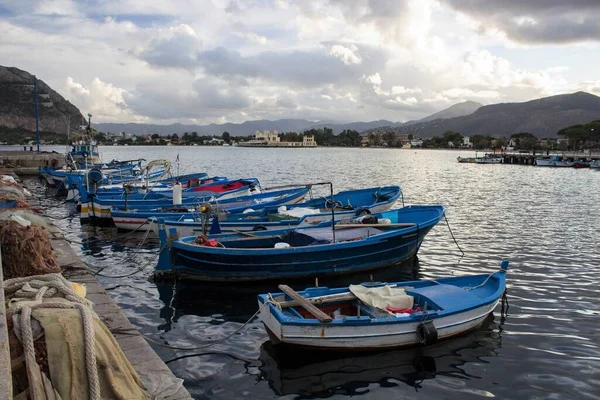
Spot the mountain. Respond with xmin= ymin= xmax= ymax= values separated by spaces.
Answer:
xmin=395 ymin=92 xmax=600 ymax=138
xmin=0 ymin=65 xmax=84 ymax=134
xmin=416 ymin=101 xmax=482 ymax=123
xmin=94 ymin=119 xmax=397 ymax=136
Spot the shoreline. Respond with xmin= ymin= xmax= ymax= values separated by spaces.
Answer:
xmin=6 ymin=173 xmax=191 ymax=399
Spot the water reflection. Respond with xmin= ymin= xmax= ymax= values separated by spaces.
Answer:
xmin=259 ymin=314 xmax=502 ymax=398
xmin=156 ymin=257 xmax=422 ymax=331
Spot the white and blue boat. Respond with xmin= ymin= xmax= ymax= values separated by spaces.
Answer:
xmin=154 ymin=205 xmax=444 ymax=281
xmin=93 ymin=186 xmax=310 ymax=226
xmin=146 ymin=186 xmax=401 ymax=235
xmin=257 ymin=260 xmax=508 ymax=350
xmin=80 ymin=178 xmax=262 ymax=222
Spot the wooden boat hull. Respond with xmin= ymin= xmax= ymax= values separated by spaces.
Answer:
xmin=106 ymin=187 xmax=309 ymax=228
xmin=257 ymin=264 xmax=508 ymax=350
xmin=155 ymin=205 xmax=444 ymax=281
xmin=260 ymin=298 xmax=498 ymax=349
xmin=148 ymin=186 xmax=401 ymax=236
xmin=475 ymin=157 xmax=502 ymax=164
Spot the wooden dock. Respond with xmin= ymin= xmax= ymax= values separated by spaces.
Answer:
xmin=466 ymin=151 xmax=600 ymax=165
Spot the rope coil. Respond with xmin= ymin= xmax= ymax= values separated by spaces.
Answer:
xmin=6 ymin=273 xmax=101 ymax=400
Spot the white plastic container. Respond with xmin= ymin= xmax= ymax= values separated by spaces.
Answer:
xmin=173 ymin=183 xmax=183 ymax=205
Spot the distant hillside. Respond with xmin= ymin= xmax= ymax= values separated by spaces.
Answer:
xmin=0 ymin=65 xmax=84 ymax=134
xmin=417 ymin=101 xmax=482 ymax=123
xmin=94 ymin=119 xmax=397 ymax=136
xmin=395 ymin=92 xmax=600 ymax=137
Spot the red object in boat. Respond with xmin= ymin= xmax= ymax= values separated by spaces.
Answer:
xmin=386 ymin=306 xmax=421 ymax=314
xmin=573 ymin=162 xmax=590 ymax=169
xmin=192 ymin=180 xmax=248 ymax=193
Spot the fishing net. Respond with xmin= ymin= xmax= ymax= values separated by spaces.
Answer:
xmin=0 ymin=210 xmax=51 ymax=230
xmin=0 ymin=186 xmax=26 ymax=201
xmin=0 ymin=220 xmax=60 ymax=279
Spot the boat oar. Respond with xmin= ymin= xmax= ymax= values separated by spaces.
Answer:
xmin=278 ymin=285 xmax=333 ymax=323
xmin=276 ymin=292 xmax=357 ymax=308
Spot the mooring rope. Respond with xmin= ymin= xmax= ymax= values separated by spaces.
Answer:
xmin=444 ymin=214 xmax=464 ymax=257
xmin=111 ymin=306 xmax=263 ymax=351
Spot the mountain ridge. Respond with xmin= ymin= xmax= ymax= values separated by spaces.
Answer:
xmin=0 ymin=65 xmax=84 ymax=134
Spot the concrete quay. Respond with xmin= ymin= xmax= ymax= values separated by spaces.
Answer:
xmin=1 ymin=175 xmax=191 ymax=399
xmin=0 ymin=150 xmax=66 ymax=175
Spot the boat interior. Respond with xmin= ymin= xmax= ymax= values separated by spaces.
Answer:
xmin=268 ymin=275 xmax=501 ymax=322
xmin=194 ymin=226 xmax=386 ymax=249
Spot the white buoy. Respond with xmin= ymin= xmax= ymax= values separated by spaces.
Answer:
xmin=173 ymin=183 xmax=183 ymax=205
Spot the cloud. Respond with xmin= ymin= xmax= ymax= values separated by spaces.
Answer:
xmin=64 ymin=77 xmax=133 ymax=122
xmin=139 ymin=24 xmax=202 ymax=69
xmin=196 ymin=46 xmax=377 ymax=87
xmin=1 ymin=0 xmax=599 ymax=126
xmin=444 ymin=0 xmax=600 ymax=44
xmin=329 ymin=44 xmax=362 ymax=65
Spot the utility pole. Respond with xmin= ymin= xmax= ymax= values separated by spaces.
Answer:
xmin=34 ymin=75 xmax=40 ymax=152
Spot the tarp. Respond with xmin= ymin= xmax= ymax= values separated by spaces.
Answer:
xmin=32 ymin=305 xmax=150 ymax=399
xmin=349 ymin=284 xmax=414 ymax=311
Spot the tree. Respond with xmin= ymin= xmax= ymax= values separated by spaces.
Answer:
xmin=171 ymin=133 xmax=179 ymax=143
xmin=222 ymin=131 xmax=231 ymax=144
xmin=151 ymin=133 xmax=160 ymax=140
xmin=518 ymin=137 xmax=538 ymax=151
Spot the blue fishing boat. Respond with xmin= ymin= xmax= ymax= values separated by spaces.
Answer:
xmin=256 ymin=260 xmax=508 ymax=350
xmin=80 ymin=178 xmax=262 ymax=221
xmin=154 ymin=205 xmax=445 ymax=281
xmin=109 ymin=186 xmax=311 ymax=229
xmin=148 ymin=185 xmax=401 ymax=236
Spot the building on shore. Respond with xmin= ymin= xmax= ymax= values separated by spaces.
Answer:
xmin=238 ymin=130 xmax=317 ymax=147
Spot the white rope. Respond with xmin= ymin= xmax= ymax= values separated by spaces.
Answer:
xmin=6 ymin=273 xmax=101 ymax=400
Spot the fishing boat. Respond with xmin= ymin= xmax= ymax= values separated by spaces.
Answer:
xmin=147 ymin=185 xmax=401 ymax=235
xmin=103 ymin=186 xmax=310 ymax=228
xmin=256 ymin=259 xmax=508 ymax=350
xmin=80 ymin=178 xmax=262 ymax=222
xmin=475 ymin=155 xmax=503 ymax=164
xmin=573 ymin=160 xmax=590 ymax=169
xmin=154 ymin=205 xmax=445 ymax=281
xmin=535 ymin=155 xmax=574 ymax=167
xmin=456 ymin=156 xmax=476 ymax=163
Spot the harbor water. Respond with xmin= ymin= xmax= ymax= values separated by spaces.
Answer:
xmin=25 ymin=146 xmax=600 ymax=399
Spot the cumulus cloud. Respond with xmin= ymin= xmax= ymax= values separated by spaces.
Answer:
xmin=329 ymin=44 xmax=362 ymax=65
xmin=444 ymin=0 xmax=600 ymax=44
xmin=64 ymin=77 xmax=133 ymax=122
xmin=139 ymin=24 xmax=202 ymax=69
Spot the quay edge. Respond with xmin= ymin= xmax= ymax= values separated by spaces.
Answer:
xmin=12 ymin=173 xmax=192 ymax=399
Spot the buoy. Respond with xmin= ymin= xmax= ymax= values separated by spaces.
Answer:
xmin=172 ymin=183 xmax=183 ymax=205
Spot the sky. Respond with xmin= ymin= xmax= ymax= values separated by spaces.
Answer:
xmin=1 ymin=0 xmax=599 ymax=125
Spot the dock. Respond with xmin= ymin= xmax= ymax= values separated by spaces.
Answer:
xmin=0 ymin=150 xmax=65 ymax=175
xmin=1 ymin=173 xmax=191 ymax=399
xmin=459 ymin=151 xmax=600 ymax=165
